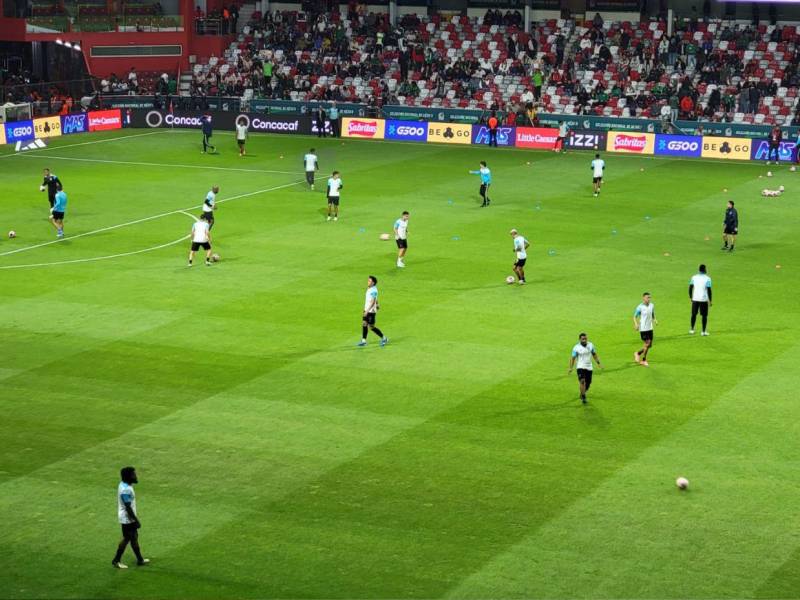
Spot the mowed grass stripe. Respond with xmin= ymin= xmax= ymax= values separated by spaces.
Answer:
xmin=447 ymin=342 xmax=800 ymax=599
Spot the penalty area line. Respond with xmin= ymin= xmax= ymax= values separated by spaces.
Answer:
xmin=0 ymin=180 xmax=303 ymax=259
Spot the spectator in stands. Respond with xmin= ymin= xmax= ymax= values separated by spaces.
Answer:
xmin=532 ymin=69 xmax=543 ymax=101
xmin=127 ymin=68 xmax=138 ymax=94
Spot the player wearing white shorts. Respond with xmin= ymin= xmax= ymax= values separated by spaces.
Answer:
xmin=591 ymin=153 xmax=605 ymax=197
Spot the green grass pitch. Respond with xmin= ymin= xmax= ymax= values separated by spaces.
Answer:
xmin=1 ymin=128 xmax=799 ymax=599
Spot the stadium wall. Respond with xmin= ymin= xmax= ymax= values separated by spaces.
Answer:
xmin=8 ymin=108 xmax=797 ymax=164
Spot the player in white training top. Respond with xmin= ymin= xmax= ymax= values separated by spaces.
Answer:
xmin=394 ymin=211 xmax=409 ymax=268
xmin=304 ymin=148 xmax=319 ymax=190
xmin=568 ymin=332 xmax=603 ymax=404
xmin=633 ymin=292 xmax=657 ymax=366
xmin=689 ymin=263 xmax=712 ymax=335
xmin=590 ymin=153 xmax=605 ymax=197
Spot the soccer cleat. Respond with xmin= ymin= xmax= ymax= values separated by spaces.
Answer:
xmin=701 ymin=331 xmax=709 ymax=336
xmin=311 ymin=185 xmax=315 ymax=190
xmin=721 ymin=245 xmax=728 ymax=250
xmin=728 ymin=247 xmax=734 ymax=252
xmin=205 ymin=261 xmax=212 ymax=266
xmin=580 ymin=394 xmax=587 ymax=404
xmin=187 ymin=262 xmax=193 ymax=267
xmin=397 ymin=262 xmax=405 ymax=268
xmin=357 ymin=341 xmax=367 ymax=347
xmin=137 ymin=559 xmax=150 ymax=566
xmin=334 ymin=217 xmax=338 ymax=221
xmin=112 ymin=561 xmax=128 ymax=569
xmin=689 ymin=329 xmax=695 ymax=335
xmin=380 ymin=337 xmax=389 ymax=347
xmin=518 ymin=280 xmax=525 ymax=285
xmin=641 ymin=360 xmax=649 ymax=367
xmin=326 ymin=216 xmax=332 ymax=221
xmin=634 ymin=351 xmax=641 ymax=364
xmin=593 ymin=193 xmax=598 ymax=197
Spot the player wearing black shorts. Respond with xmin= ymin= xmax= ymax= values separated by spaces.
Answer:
xmin=568 ymin=332 xmax=603 ymax=404
xmin=358 ymin=276 xmax=388 ymax=347
xmin=394 ymin=211 xmax=409 ymax=268
xmin=633 ymin=292 xmax=657 ymax=366
xmin=326 ymin=171 xmax=342 ymax=221
xmin=722 ymin=200 xmax=738 ymax=252
xmin=40 ymin=168 xmax=62 ymax=209
xmin=188 ymin=213 xmax=213 ymax=266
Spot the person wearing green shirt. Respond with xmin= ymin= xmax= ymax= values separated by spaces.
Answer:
xmin=263 ymin=60 xmax=273 ymax=85
xmin=532 ymin=69 xmax=543 ymax=100
xmin=685 ymin=42 xmax=696 ymax=69
xmin=328 ymin=101 xmax=340 ymax=137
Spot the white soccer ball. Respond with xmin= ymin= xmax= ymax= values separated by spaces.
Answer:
xmin=779 ymin=185 xmax=785 ymax=192
xmin=39 ymin=185 xmax=45 ymax=192
xmin=791 ymin=166 xmax=797 ymax=172
xmin=506 ymin=275 xmax=515 ymax=284
xmin=767 ymin=171 xmax=773 ymax=177
xmin=676 ymin=477 xmax=689 ymax=490
xmin=8 ymin=230 xmax=16 ymax=238
xmin=379 ymin=233 xmax=390 ymax=241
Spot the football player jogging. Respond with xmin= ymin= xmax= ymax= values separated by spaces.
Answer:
xmin=188 ymin=213 xmax=213 ymax=266
xmin=304 ymin=148 xmax=319 ymax=190
xmin=326 ymin=171 xmax=342 ymax=221
xmin=555 ymin=121 xmax=569 ymax=153
xmin=201 ymin=114 xmax=217 ymax=154
xmin=235 ymin=118 xmax=248 ymax=156
xmin=469 ymin=161 xmax=492 ymax=207
xmin=722 ymin=200 xmax=738 ymax=252
xmin=568 ymin=332 xmax=603 ymax=404
xmin=50 ymin=189 xmax=67 ymax=238
xmin=358 ymin=275 xmax=388 ymax=347
xmin=203 ymin=186 xmax=218 ymax=229
xmin=591 ymin=153 xmax=605 ymax=197
xmin=633 ymin=292 xmax=657 ymax=366
xmin=39 ymin=168 xmax=62 ymax=209
xmin=112 ymin=466 xmax=150 ymax=569
xmin=394 ymin=211 xmax=409 ymax=268
xmin=510 ymin=228 xmax=529 ymax=284
xmin=689 ymin=264 xmax=712 ymax=335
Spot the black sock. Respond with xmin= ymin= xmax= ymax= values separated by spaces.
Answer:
xmin=371 ymin=327 xmax=384 ymax=338
xmin=702 ymin=315 xmax=708 ymax=331
xmin=361 ymin=326 xmax=368 ymax=339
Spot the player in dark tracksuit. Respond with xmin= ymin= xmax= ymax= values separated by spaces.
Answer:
xmin=722 ymin=200 xmax=738 ymax=252
xmin=201 ymin=115 xmax=216 ymax=154
xmin=40 ymin=168 xmax=62 ymax=209
xmin=767 ymin=126 xmax=781 ymax=164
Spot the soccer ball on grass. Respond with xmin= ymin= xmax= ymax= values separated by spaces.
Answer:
xmin=379 ymin=233 xmax=391 ymax=241
xmin=211 ymin=253 xmax=220 ymax=262
xmin=506 ymin=275 xmax=515 ymax=284
xmin=676 ymin=477 xmax=689 ymax=490
xmin=8 ymin=230 xmax=16 ymax=238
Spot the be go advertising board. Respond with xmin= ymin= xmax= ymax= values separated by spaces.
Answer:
xmin=384 ymin=120 xmax=428 ymax=142
xmin=426 ymin=122 xmax=472 ymax=145
xmin=4 ymin=120 xmax=35 ymax=143
xmin=701 ymin=136 xmax=752 ymax=160
xmin=607 ymin=131 xmax=655 ymax=154
xmin=471 ymin=125 xmax=515 ymax=147
xmin=33 ymin=116 xmax=62 ymax=139
xmin=341 ymin=117 xmax=385 ymax=139
xmin=654 ymin=134 xmax=702 ymax=158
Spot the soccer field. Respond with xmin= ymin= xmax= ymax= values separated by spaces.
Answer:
xmin=1 ymin=129 xmax=799 ymax=599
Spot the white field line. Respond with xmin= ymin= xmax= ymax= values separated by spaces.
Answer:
xmin=0 ymin=130 xmax=169 ymax=158
xmin=18 ymin=153 xmax=303 ymax=175
xmin=0 ymin=180 xmax=303 ymax=259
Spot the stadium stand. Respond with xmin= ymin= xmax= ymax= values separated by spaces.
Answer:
xmin=182 ymin=7 xmax=800 ymax=125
